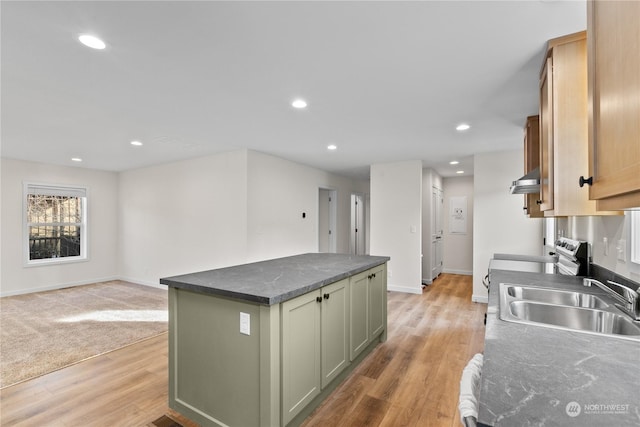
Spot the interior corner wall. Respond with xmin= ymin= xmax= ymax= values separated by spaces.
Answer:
xmin=472 ymin=150 xmax=543 ymax=303
xmin=118 ymin=150 xmax=249 ymax=286
xmin=245 ymin=150 xmax=360 ymax=262
xmin=0 ymin=158 xmax=119 ymax=296
xmin=370 ymin=160 xmax=422 ymax=294
xmin=442 ymin=175 xmax=474 ymax=275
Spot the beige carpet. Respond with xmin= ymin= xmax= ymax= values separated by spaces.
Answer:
xmin=0 ymin=280 xmax=168 ymax=388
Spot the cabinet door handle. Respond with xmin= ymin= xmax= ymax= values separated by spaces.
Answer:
xmin=372 ymin=273 xmax=376 ymax=278
xmin=323 ymin=293 xmax=330 ymax=300
xmin=536 ymin=200 xmax=542 ymax=205
xmin=367 ymin=274 xmax=372 ymax=280
xmin=579 ymin=176 xmax=593 ymax=187
xmin=316 ymin=296 xmax=322 ymax=303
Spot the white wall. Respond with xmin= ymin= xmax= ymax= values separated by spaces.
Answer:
xmin=118 ymin=151 xmax=250 ymax=285
xmin=246 ymin=150 xmax=360 ymax=261
xmin=443 ymin=175 xmax=474 ymax=275
xmin=1 ymin=158 xmax=119 ymax=296
xmin=2 ymin=150 xmax=368 ymax=293
xmin=472 ymin=150 xmax=543 ymax=302
xmin=370 ymin=160 xmax=422 ymax=294
xmin=118 ymin=149 xmax=366 ymax=285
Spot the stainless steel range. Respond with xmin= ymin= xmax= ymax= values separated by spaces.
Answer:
xmin=553 ymin=237 xmax=590 ymax=276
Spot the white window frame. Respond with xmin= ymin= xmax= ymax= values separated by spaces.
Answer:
xmin=23 ymin=182 xmax=88 ymax=267
xmin=631 ymin=210 xmax=640 ymax=265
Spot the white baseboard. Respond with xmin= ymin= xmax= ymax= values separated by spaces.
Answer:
xmin=442 ymin=268 xmax=473 ymax=276
xmin=0 ymin=276 xmax=120 ymax=297
xmin=387 ymin=284 xmax=422 ymax=294
xmin=472 ymin=294 xmax=488 ymax=304
xmin=118 ymin=276 xmax=165 ymax=290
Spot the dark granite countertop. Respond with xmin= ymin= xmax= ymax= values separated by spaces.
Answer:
xmin=159 ymin=253 xmax=390 ymax=305
xmin=478 ymin=270 xmax=640 ymax=427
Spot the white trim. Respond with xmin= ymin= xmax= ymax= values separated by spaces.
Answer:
xmin=118 ymin=276 xmax=166 ymax=290
xmin=387 ymin=284 xmax=422 ymax=294
xmin=471 ymin=294 xmax=488 ymax=304
xmin=442 ymin=268 xmax=473 ymax=276
xmin=631 ymin=211 xmax=640 ymax=265
xmin=0 ymin=275 xmax=120 ymax=297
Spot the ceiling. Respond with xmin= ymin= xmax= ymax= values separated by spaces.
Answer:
xmin=1 ymin=1 xmax=586 ymax=179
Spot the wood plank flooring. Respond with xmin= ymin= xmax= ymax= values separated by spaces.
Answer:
xmin=0 ymin=274 xmax=485 ymax=427
xmin=301 ymin=273 xmax=486 ymax=427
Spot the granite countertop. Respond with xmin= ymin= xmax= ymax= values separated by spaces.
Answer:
xmin=478 ymin=270 xmax=640 ymax=427
xmin=159 ymin=253 xmax=390 ymax=305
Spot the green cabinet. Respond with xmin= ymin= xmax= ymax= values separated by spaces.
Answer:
xmin=168 ymin=261 xmax=387 ymax=427
xmin=349 ymin=264 xmax=387 ymax=361
xmin=349 ymin=271 xmax=369 ymax=360
xmin=281 ymin=279 xmax=349 ymax=425
xmin=281 ymin=289 xmax=322 ymax=425
xmin=368 ymin=265 xmax=386 ymax=339
xmin=320 ymin=279 xmax=349 ymax=388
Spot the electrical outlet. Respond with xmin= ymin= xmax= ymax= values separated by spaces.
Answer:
xmin=240 ymin=312 xmax=250 ymax=335
xmin=603 ymin=237 xmax=608 ymax=256
xmin=388 ymin=269 xmax=392 ymax=278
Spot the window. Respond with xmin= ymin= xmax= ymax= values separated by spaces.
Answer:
xmin=631 ymin=210 xmax=640 ymax=265
xmin=24 ymin=183 xmax=87 ymax=265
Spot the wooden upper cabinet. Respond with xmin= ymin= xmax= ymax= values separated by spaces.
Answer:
xmin=523 ymin=115 xmax=543 ymax=217
xmin=587 ymin=0 xmax=640 ymax=210
xmin=539 ymin=57 xmax=553 ymax=213
xmin=538 ymin=31 xmax=618 ymax=217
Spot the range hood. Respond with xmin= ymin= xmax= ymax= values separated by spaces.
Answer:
xmin=510 ymin=167 xmax=540 ymax=194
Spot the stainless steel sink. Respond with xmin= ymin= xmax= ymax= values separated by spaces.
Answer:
xmin=506 ymin=285 xmax=609 ymax=309
xmin=499 ymin=283 xmax=640 ymax=341
xmin=508 ymin=301 xmax=640 ymax=336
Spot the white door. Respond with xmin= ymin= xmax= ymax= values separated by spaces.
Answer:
xmin=431 ymin=187 xmax=443 ymax=279
xmin=350 ymin=194 xmax=365 ymax=255
xmin=318 ymin=189 xmax=336 ymax=253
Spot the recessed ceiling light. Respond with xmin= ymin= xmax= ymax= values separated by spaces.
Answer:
xmin=71 ymin=157 xmax=83 ymax=162
xmin=78 ymin=34 xmax=106 ymax=50
xmin=449 ymin=160 xmax=460 ymax=165
xmin=292 ymin=99 xmax=307 ymax=109
xmin=456 ymin=123 xmax=470 ymax=131
xmin=130 ymin=140 xmax=143 ymax=146
xmin=327 ymin=144 xmax=337 ymax=150
xmin=456 ymin=170 xmax=464 ymax=174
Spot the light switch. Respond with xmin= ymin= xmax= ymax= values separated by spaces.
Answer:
xmin=240 ymin=312 xmax=250 ymax=335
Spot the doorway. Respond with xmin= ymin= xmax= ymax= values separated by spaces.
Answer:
xmin=318 ymin=188 xmax=337 ymax=253
xmin=431 ymin=187 xmax=443 ymax=279
xmin=350 ymin=193 xmax=366 ymax=255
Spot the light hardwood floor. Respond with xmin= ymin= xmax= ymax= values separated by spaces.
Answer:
xmin=0 ymin=274 xmax=485 ymax=427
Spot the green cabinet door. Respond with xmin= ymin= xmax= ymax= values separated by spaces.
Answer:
xmin=281 ymin=290 xmax=321 ymax=425
xmin=368 ymin=265 xmax=386 ymax=339
xmin=349 ymin=270 xmax=369 ymax=361
xmin=320 ymin=278 xmax=349 ymax=388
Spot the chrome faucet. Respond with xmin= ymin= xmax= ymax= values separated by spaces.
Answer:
xmin=583 ymin=278 xmax=640 ymax=321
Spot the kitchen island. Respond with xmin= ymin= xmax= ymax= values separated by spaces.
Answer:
xmin=479 ymin=269 xmax=640 ymax=426
xmin=160 ymin=253 xmax=389 ymax=427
